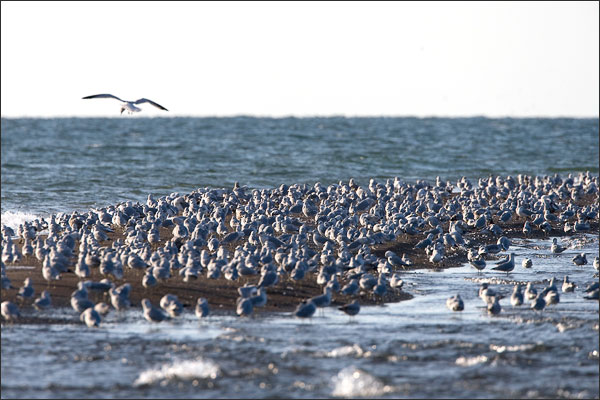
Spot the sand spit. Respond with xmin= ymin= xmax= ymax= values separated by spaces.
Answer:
xmin=2 ymin=173 xmax=598 ymax=324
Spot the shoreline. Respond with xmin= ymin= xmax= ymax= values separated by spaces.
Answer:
xmin=2 ymin=175 xmax=598 ymax=325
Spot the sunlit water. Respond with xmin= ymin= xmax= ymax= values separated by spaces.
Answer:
xmin=1 ymin=117 xmax=599 ymax=398
xmin=2 ymin=235 xmax=598 ymax=398
xmin=1 ymin=117 xmax=598 ymax=222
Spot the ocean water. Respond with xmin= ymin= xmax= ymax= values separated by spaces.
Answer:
xmin=1 ymin=117 xmax=599 ymax=398
xmin=1 ymin=117 xmax=598 ymax=226
xmin=2 ymin=235 xmax=598 ymax=398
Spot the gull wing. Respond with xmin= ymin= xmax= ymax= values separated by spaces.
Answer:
xmin=82 ymin=94 xmax=126 ymax=102
xmin=134 ymin=98 xmax=168 ymax=111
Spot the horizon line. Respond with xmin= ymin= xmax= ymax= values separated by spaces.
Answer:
xmin=2 ymin=113 xmax=599 ymax=119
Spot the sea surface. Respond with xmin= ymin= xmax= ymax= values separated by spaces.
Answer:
xmin=1 ymin=117 xmax=598 ymax=224
xmin=1 ymin=117 xmax=599 ymax=398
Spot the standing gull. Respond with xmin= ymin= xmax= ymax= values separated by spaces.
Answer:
xmin=1 ymin=301 xmax=20 ymax=321
xmin=82 ymin=94 xmax=168 ymax=114
xmin=562 ymin=276 xmax=576 ymax=293
xmin=524 ymin=282 xmax=538 ymax=301
xmin=33 ymin=290 xmax=52 ymax=310
xmin=142 ymin=299 xmax=170 ymax=323
xmin=338 ymin=300 xmax=360 ymax=321
xmin=338 ymin=300 xmax=360 ymax=316
xmin=510 ymin=284 xmax=523 ymax=306
xmin=17 ymin=277 xmax=35 ymax=303
xmin=195 ymin=298 xmax=210 ymax=319
xmin=294 ymin=299 xmax=316 ymax=319
xmin=80 ymin=307 xmax=102 ymax=328
xmin=491 ymin=253 xmax=515 ymax=275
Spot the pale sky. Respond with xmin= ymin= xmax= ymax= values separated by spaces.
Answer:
xmin=1 ymin=1 xmax=598 ymax=117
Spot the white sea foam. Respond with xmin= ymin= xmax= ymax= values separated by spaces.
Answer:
xmin=455 ymin=355 xmax=489 ymax=367
xmin=331 ymin=366 xmax=393 ymax=397
xmin=322 ymin=344 xmax=365 ymax=358
xmin=133 ymin=358 xmax=221 ymax=387
xmin=489 ymin=343 xmax=538 ymax=353
xmin=1 ymin=211 xmax=40 ymax=231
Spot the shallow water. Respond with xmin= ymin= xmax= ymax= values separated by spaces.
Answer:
xmin=2 ymin=235 xmax=598 ymax=399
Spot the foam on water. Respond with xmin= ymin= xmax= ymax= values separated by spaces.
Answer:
xmin=489 ymin=343 xmax=539 ymax=353
xmin=0 ymin=210 xmax=40 ymax=231
xmin=133 ymin=358 xmax=221 ymax=387
xmin=321 ymin=344 xmax=365 ymax=358
xmin=331 ymin=366 xmax=394 ymax=397
xmin=455 ymin=355 xmax=489 ymax=367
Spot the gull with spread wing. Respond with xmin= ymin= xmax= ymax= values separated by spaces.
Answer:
xmin=82 ymin=94 xmax=168 ymax=114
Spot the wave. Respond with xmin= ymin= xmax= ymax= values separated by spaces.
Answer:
xmin=133 ymin=358 xmax=221 ymax=387
xmin=319 ymin=344 xmax=365 ymax=358
xmin=331 ymin=366 xmax=394 ymax=397
xmin=455 ymin=354 xmax=489 ymax=367
xmin=1 ymin=210 xmax=41 ymax=231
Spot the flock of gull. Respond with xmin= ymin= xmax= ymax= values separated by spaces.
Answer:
xmin=1 ymin=172 xmax=599 ymax=326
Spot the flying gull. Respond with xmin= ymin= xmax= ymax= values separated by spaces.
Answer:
xmin=82 ymin=94 xmax=168 ymax=114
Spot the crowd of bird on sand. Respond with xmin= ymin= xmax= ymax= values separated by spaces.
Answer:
xmin=1 ymin=172 xmax=599 ymax=327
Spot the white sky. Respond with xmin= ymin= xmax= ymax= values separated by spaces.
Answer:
xmin=1 ymin=1 xmax=598 ymax=117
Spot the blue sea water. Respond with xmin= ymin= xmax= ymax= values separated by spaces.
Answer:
xmin=1 ymin=117 xmax=599 ymax=398
xmin=1 ymin=117 xmax=598 ymax=221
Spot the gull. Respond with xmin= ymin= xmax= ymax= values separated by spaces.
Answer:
xmin=583 ymin=288 xmax=599 ymax=300
xmin=544 ymin=288 xmax=560 ymax=306
xmin=341 ymin=278 xmax=359 ymax=296
xmin=1 ymin=301 xmax=20 ymax=321
xmin=584 ymin=281 xmax=599 ymax=293
xmin=17 ymin=277 xmax=35 ymax=303
xmin=142 ymin=270 xmax=157 ymax=289
xmin=551 ymin=238 xmax=566 ymax=254
xmin=237 ymin=284 xmax=258 ymax=299
xmin=1 ymin=274 xmax=14 ymax=290
xmin=486 ymin=295 xmax=501 ymax=315
xmin=71 ymin=283 xmax=94 ymax=313
xmin=33 ymin=290 xmax=52 ymax=310
xmin=446 ymin=294 xmax=464 ymax=311
xmin=562 ymin=276 xmax=576 ymax=293
xmin=389 ymin=273 xmax=404 ymax=290
xmin=258 ymin=269 xmax=279 ymax=288
xmin=338 ymin=300 xmax=360 ymax=320
xmin=94 ymin=302 xmax=111 ymax=317
xmin=109 ymin=283 xmax=131 ymax=311
xmin=531 ymin=293 xmax=546 ymax=311
xmin=524 ymin=282 xmax=537 ymax=301
xmin=479 ymin=283 xmax=498 ymax=304
xmin=80 ymin=307 xmax=101 ymax=328
xmin=250 ymin=288 xmax=267 ymax=308
xmin=510 ymin=284 xmax=523 ymax=306
xmin=236 ymin=297 xmax=254 ymax=317
xmin=469 ymin=257 xmax=486 ymax=274
xmin=195 ymin=298 xmax=210 ymax=319
xmin=82 ymin=94 xmax=168 ymax=114
xmin=572 ymin=253 xmax=587 ymax=266
xmin=294 ymin=299 xmax=316 ymax=319
xmin=310 ymin=286 xmax=333 ymax=314
xmin=338 ymin=300 xmax=360 ymax=316
xmin=385 ymin=250 xmax=408 ymax=268
xmin=491 ymin=253 xmax=515 ymax=276
xmin=160 ymin=294 xmax=183 ymax=317
xmin=142 ymin=299 xmax=170 ymax=323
